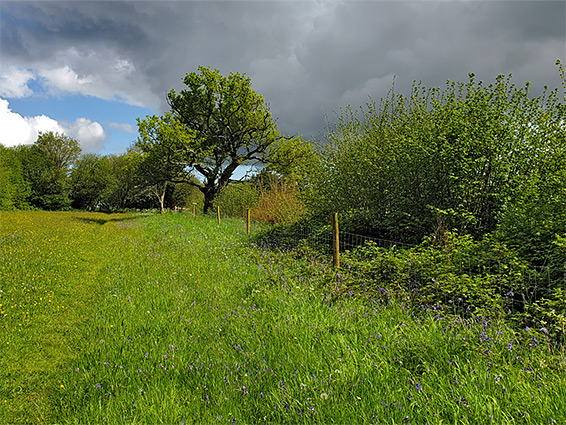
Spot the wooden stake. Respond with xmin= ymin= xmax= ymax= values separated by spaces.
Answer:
xmin=246 ymin=208 xmax=251 ymax=235
xmin=332 ymin=212 xmax=340 ymax=268
xmin=217 ymin=205 xmax=221 ymax=225
xmin=192 ymin=203 xmax=196 ymax=217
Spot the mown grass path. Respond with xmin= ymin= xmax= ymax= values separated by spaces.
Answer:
xmin=0 ymin=211 xmax=145 ymax=422
xmin=1 ymin=212 xmax=565 ymax=424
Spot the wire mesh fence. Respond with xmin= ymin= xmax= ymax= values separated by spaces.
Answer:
xmin=245 ymin=212 xmax=566 ymax=320
xmin=174 ymin=206 xmax=566 ymax=309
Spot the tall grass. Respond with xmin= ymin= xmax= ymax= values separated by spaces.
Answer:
xmin=1 ymin=212 xmax=564 ymax=423
xmin=252 ymin=179 xmax=305 ymax=224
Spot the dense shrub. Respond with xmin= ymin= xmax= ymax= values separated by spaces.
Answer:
xmin=215 ymin=181 xmax=259 ymax=218
xmin=337 ymin=232 xmax=566 ymax=341
xmin=306 ymin=65 xmax=566 ymax=257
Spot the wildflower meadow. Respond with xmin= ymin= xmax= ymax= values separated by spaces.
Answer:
xmin=1 ymin=211 xmax=564 ymax=424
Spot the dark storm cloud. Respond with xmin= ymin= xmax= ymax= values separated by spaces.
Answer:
xmin=1 ymin=2 xmax=147 ymax=61
xmin=1 ymin=0 xmax=564 ymax=140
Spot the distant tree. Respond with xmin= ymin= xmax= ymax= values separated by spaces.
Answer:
xmin=136 ymin=114 xmax=197 ymax=213
xmin=70 ymin=153 xmax=113 ymax=211
xmin=170 ymin=178 xmax=204 ymax=210
xmin=35 ymin=131 xmax=81 ymax=171
xmin=103 ymin=151 xmax=142 ymax=210
xmin=166 ymin=66 xmax=283 ymax=213
xmin=16 ymin=132 xmax=81 ymax=210
xmin=0 ymin=145 xmax=30 ymax=210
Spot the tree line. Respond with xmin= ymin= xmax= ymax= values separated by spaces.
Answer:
xmin=2 ymin=62 xmax=566 ymax=270
xmin=0 ymin=131 xmax=197 ymax=213
xmin=0 ymin=66 xmax=310 ymax=214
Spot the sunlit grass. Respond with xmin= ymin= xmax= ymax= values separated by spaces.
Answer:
xmin=0 ymin=211 xmax=145 ymax=422
xmin=1 ymin=211 xmax=565 ymax=424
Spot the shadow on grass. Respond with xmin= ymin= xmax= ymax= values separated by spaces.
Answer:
xmin=73 ymin=213 xmax=151 ymax=226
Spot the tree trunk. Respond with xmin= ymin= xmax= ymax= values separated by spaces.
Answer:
xmin=201 ymin=186 xmax=216 ymax=214
xmin=151 ymin=182 xmax=167 ymax=214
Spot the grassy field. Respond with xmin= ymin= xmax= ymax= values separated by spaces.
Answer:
xmin=1 ymin=211 xmax=564 ymax=424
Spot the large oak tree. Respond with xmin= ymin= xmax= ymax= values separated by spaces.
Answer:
xmin=166 ymin=66 xmax=282 ymax=213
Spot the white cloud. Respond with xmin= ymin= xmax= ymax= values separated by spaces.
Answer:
xmin=0 ymin=98 xmax=106 ymax=152
xmin=39 ymin=65 xmax=93 ymax=95
xmin=1 ymin=53 xmax=159 ymax=110
xmin=0 ymin=99 xmax=34 ymax=145
xmin=66 ymin=118 xmax=106 ymax=152
xmin=25 ymin=115 xmax=66 ymax=141
xmin=0 ymin=99 xmax=63 ymax=146
xmin=108 ymin=122 xmax=136 ymax=133
xmin=0 ymin=68 xmax=35 ymax=98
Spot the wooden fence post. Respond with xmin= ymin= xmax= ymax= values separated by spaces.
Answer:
xmin=246 ymin=208 xmax=251 ymax=235
xmin=217 ymin=205 xmax=221 ymax=225
xmin=332 ymin=212 xmax=340 ymax=268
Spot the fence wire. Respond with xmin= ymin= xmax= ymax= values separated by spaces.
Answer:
xmin=249 ymin=218 xmax=566 ymax=317
xmin=177 ymin=209 xmax=565 ymax=315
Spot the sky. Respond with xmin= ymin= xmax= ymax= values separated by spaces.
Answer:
xmin=0 ymin=0 xmax=565 ymax=156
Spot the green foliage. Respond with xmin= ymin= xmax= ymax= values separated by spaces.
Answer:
xmin=215 ymin=181 xmax=259 ymax=218
xmin=335 ymin=231 xmax=566 ymax=341
xmin=103 ymin=151 xmax=144 ymax=210
xmin=34 ymin=131 xmax=81 ymax=171
xmin=168 ymin=66 xmax=282 ymax=212
xmin=265 ymin=136 xmax=318 ymax=185
xmin=15 ymin=132 xmax=82 ymax=211
xmin=170 ymin=179 xmax=205 ymax=210
xmin=496 ymin=149 xmax=566 ymax=268
xmin=0 ymin=145 xmax=30 ymax=210
xmin=70 ymin=154 xmax=114 ymax=211
xmin=307 ymin=68 xmax=566 ymax=251
xmin=136 ymin=114 xmax=200 ymax=213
